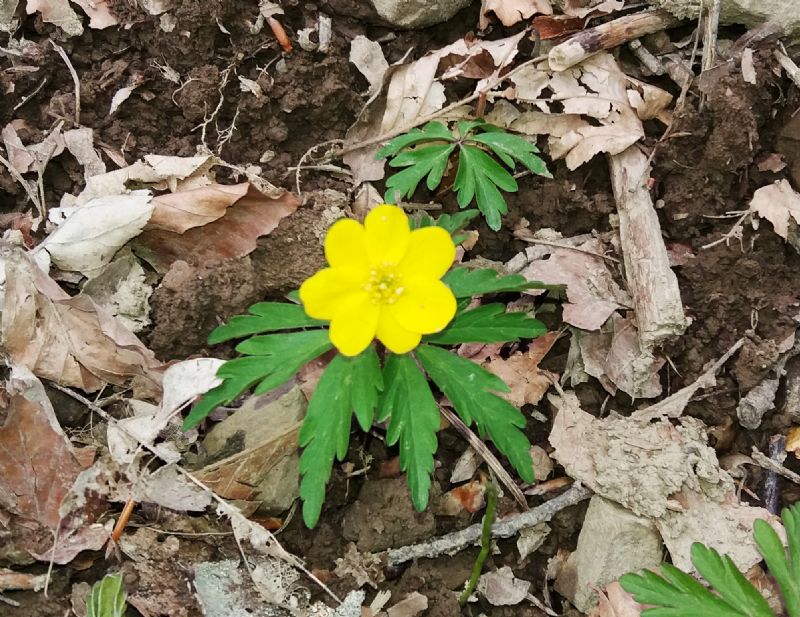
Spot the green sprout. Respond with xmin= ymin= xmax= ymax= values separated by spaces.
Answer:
xmin=87 ymin=573 xmax=127 ymax=617
xmin=377 ymin=120 xmax=551 ymax=231
xmin=620 ymin=503 xmax=800 ymax=617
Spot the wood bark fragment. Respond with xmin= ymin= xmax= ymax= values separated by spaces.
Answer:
xmin=608 ymin=146 xmax=687 ymax=353
xmin=0 ymin=568 xmax=47 ymax=592
xmin=548 ymin=10 xmax=683 ymax=71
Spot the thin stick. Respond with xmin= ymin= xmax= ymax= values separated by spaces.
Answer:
xmin=513 ymin=230 xmax=620 ymax=263
xmin=48 ymin=382 xmax=341 ymax=605
xmin=385 ymin=485 xmax=592 ymax=566
xmin=440 ymin=406 xmax=528 ymax=509
xmin=458 ymin=478 xmax=496 ymax=606
xmin=13 ymin=76 xmax=47 ymax=111
xmin=764 ymin=435 xmax=786 ymax=515
xmin=751 ymin=447 xmax=800 ymax=486
xmin=51 ymin=42 xmax=80 ymax=124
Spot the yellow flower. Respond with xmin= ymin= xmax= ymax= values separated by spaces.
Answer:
xmin=300 ymin=204 xmax=457 ymax=356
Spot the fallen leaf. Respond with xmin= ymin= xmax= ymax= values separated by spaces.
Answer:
xmin=756 ymin=152 xmax=787 ymax=173
xmin=450 ymin=446 xmax=481 ymax=483
xmin=479 ymin=0 xmax=552 ymax=29
xmin=26 ymin=0 xmax=83 ymax=36
xmin=741 ymin=47 xmax=757 ymax=85
xmin=41 ymin=193 xmax=154 ymax=277
xmin=530 ymin=445 xmax=553 ymax=481
xmin=133 ymin=465 xmax=211 ymax=511
xmin=477 ymin=566 xmax=530 ymax=606
xmin=334 ymin=543 xmax=385 ymax=589
xmin=531 ymin=14 xmax=585 ymax=39
xmin=386 ymin=592 xmax=428 ymax=617
xmin=438 ymin=479 xmax=486 ymax=515
xmin=2 ymin=121 xmax=65 ymax=174
xmin=590 ymin=581 xmax=643 ymax=617
xmin=349 ymin=35 xmax=389 ymax=96
xmin=1 ymin=246 xmax=160 ymax=392
xmin=109 ymin=85 xmax=138 ymax=115
xmin=63 ymin=127 xmax=106 ymax=180
xmin=134 ymin=182 xmax=299 ymax=272
xmin=516 ymin=522 xmax=551 ymax=560
xmin=483 ymin=347 xmax=558 ymax=407
xmin=749 ymin=179 xmax=800 ymax=240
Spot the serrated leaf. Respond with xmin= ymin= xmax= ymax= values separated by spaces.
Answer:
xmin=755 ymin=506 xmax=800 ymax=617
xmin=350 ymin=345 xmax=383 ymax=431
xmin=469 ymin=131 xmax=552 ymax=179
xmin=442 ymin=266 xmax=555 ymax=298
xmin=184 ymin=330 xmax=332 ymax=429
xmin=299 ymin=355 xmax=354 ymax=528
xmin=378 ymin=354 xmax=439 ymax=511
xmin=426 ymin=303 xmax=546 ymax=344
xmin=385 ymin=143 xmax=456 ymax=202
xmin=208 ymin=302 xmax=324 ymax=344
xmin=415 ymin=345 xmax=533 ymax=483
xmin=376 ymin=121 xmax=454 ymax=159
xmin=87 ymin=573 xmax=127 ymax=617
xmin=453 ymin=145 xmax=516 ymax=231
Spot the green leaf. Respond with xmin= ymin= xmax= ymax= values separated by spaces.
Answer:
xmin=453 ymin=145 xmax=517 ymax=231
xmin=350 ymin=346 xmax=383 ymax=431
xmin=410 ymin=209 xmax=480 ymax=245
xmin=184 ymin=330 xmax=333 ymax=429
xmin=426 ymin=304 xmax=546 ymax=344
xmin=384 ymin=143 xmax=457 ymax=203
xmin=469 ymin=132 xmax=552 ymax=178
xmin=457 ymin=119 xmax=487 ymax=138
xmin=207 ymin=302 xmax=325 ymax=344
xmin=415 ymin=345 xmax=534 ymax=483
xmin=376 ymin=121 xmax=454 ymax=159
xmin=378 ymin=354 xmax=440 ymax=511
xmin=87 ymin=573 xmax=127 ymax=617
xmin=755 ymin=505 xmax=800 ymax=617
xmin=442 ymin=266 xmax=555 ymax=298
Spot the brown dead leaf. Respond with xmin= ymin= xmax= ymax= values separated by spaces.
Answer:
xmin=134 ymin=183 xmax=299 ymax=272
xmin=480 ymin=0 xmax=553 ymax=29
xmin=532 ymin=14 xmax=585 ymax=39
xmin=749 ymin=179 xmax=800 ymax=240
xmin=590 ymin=581 xmax=643 ymax=617
xmin=756 ymin=153 xmax=787 ymax=173
xmin=1 ymin=246 xmax=160 ymax=392
xmin=26 ymin=0 xmax=83 ymax=36
xmin=482 ymin=334 xmax=559 ymax=407
xmin=386 ymin=592 xmax=429 ymax=617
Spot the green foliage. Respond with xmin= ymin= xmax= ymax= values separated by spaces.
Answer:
xmin=410 ymin=209 xmax=480 ymax=245
xmin=378 ymin=120 xmax=551 ymax=231
xmin=415 ymin=344 xmax=534 ymax=483
xmin=87 ymin=573 xmax=127 ymax=617
xmin=425 ymin=303 xmax=546 ymax=344
xmin=443 ymin=266 xmax=556 ymax=298
xmin=183 ymin=330 xmax=332 ymax=429
xmin=620 ymin=503 xmax=800 ymax=617
xmin=299 ymin=348 xmax=383 ymax=527
xmin=207 ymin=302 xmax=324 ymax=344
xmin=378 ymin=354 xmax=441 ymax=511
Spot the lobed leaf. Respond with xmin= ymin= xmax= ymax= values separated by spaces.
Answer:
xmin=384 ymin=143 xmax=456 ymax=203
xmin=453 ymin=145 xmax=517 ymax=231
xmin=442 ymin=266 xmax=555 ymax=298
xmin=376 ymin=121 xmax=454 ymax=159
xmin=755 ymin=505 xmax=800 ymax=617
xmin=207 ymin=302 xmax=324 ymax=344
xmin=426 ymin=303 xmax=546 ymax=345
xmin=469 ymin=132 xmax=552 ymax=178
xmin=415 ymin=345 xmax=534 ymax=483
xmin=378 ymin=354 xmax=440 ymax=512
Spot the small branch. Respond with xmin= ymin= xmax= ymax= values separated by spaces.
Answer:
xmin=751 ymin=446 xmax=800 ymax=486
xmin=13 ymin=76 xmax=47 ymax=112
xmin=51 ymin=42 xmax=80 ymax=124
xmin=548 ymin=10 xmax=683 ymax=72
xmin=513 ymin=229 xmax=620 ymax=263
xmin=385 ymin=485 xmax=592 ymax=567
xmin=764 ymin=435 xmax=787 ymax=515
xmin=458 ymin=479 xmax=496 ymax=606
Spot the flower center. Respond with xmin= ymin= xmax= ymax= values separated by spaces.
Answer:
xmin=364 ymin=264 xmax=404 ymax=305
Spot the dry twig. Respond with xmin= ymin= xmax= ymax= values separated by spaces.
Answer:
xmin=50 ymin=42 xmax=80 ymax=124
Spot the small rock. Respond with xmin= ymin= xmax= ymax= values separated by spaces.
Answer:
xmin=555 ymin=496 xmax=663 ymax=613
xmin=369 ymin=0 xmax=472 ymax=28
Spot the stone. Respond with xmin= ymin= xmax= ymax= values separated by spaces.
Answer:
xmin=555 ymin=496 xmax=663 ymax=613
xmin=369 ymin=0 xmax=473 ymax=29
xmin=649 ymin=0 xmax=800 ymax=39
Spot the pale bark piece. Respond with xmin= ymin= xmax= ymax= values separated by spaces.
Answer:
xmin=1 ymin=246 xmax=160 ymax=392
xmin=548 ymin=10 xmax=683 ymax=71
xmin=135 ymin=183 xmax=300 ymax=272
xmin=609 ymin=146 xmax=687 ymax=351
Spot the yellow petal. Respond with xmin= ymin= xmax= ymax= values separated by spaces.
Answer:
xmin=397 ymin=226 xmax=456 ymax=281
xmin=364 ymin=204 xmax=410 ymax=265
xmin=391 ymin=279 xmax=457 ymax=334
xmin=376 ymin=309 xmax=421 ymax=354
xmin=325 ymin=218 xmax=369 ymax=274
xmin=329 ymin=292 xmax=380 ymax=356
xmin=299 ymin=268 xmax=363 ymax=320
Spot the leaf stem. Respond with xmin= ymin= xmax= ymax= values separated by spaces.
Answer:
xmin=458 ymin=478 xmax=497 ymax=606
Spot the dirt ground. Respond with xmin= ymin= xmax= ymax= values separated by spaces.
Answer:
xmin=3 ymin=0 xmax=800 ymax=615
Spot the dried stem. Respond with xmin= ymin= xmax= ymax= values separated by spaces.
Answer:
xmin=50 ymin=42 xmax=80 ymax=124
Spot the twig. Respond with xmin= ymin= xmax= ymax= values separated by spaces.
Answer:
xmin=440 ymin=406 xmax=528 ymax=509
xmin=701 ymin=0 xmax=721 ymax=74
xmin=48 ymin=382 xmax=341 ymax=605
xmin=458 ymin=478 xmax=496 ymax=606
xmin=50 ymin=42 xmax=80 ymax=124
xmin=764 ymin=435 xmax=787 ymax=515
xmin=776 ymin=46 xmax=800 ymax=90
xmin=0 ymin=593 xmax=19 ymax=607
xmin=513 ymin=229 xmax=620 ymax=263
xmin=13 ymin=76 xmax=47 ymax=111
xmin=295 ymin=139 xmax=344 ymax=196
xmin=700 ymin=210 xmax=752 ymax=250
xmin=385 ymin=485 xmax=592 ymax=567
xmin=751 ymin=447 xmax=800 ymax=486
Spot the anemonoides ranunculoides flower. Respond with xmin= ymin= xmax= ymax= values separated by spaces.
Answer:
xmin=299 ymin=204 xmax=457 ymax=356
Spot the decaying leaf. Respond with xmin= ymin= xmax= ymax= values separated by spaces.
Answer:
xmin=134 ymin=182 xmax=299 ymax=272
xmin=787 ymin=426 xmax=800 ymax=457
xmin=479 ymin=0 xmax=552 ymax=29
xmin=41 ymin=193 xmax=154 ymax=277
xmin=349 ymin=35 xmax=389 ymax=96
xmin=385 ymin=592 xmax=428 ymax=617
xmin=477 ymin=566 xmax=530 ymax=606
xmin=590 ymin=581 xmax=643 ymax=617
xmin=563 ymin=0 xmax=624 ymax=17
xmin=2 ymin=120 xmax=65 ymax=174
xmin=26 ymin=0 xmax=83 ymax=36
xmin=72 ymin=0 xmax=118 ymax=29
xmin=549 ymin=390 xmax=780 ymax=572
xmin=749 ymin=179 xmax=800 ymax=240
xmin=1 ymin=246 xmax=160 ymax=392
xmin=334 ymin=543 xmax=385 ymax=589
xmin=438 ymin=479 xmax=486 ymax=515
xmin=63 ymin=127 xmax=107 ymax=180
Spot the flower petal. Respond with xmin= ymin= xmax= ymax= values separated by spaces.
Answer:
xmin=397 ymin=226 xmax=456 ymax=281
xmin=376 ymin=309 xmax=421 ymax=354
xmin=391 ymin=279 xmax=457 ymax=334
xmin=364 ymin=204 xmax=410 ymax=265
xmin=329 ymin=292 xmax=380 ymax=356
xmin=325 ymin=218 xmax=369 ymax=274
xmin=299 ymin=268 xmax=363 ymax=321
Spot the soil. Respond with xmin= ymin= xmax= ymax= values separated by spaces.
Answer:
xmin=3 ymin=0 xmax=800 ymax=615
